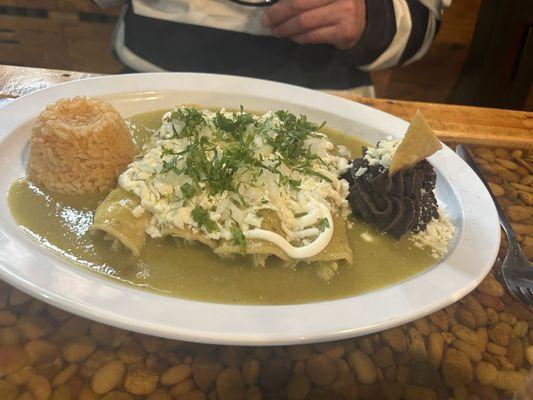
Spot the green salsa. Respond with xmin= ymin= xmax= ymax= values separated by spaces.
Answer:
xmin=7 ymin=110 xmax=436 ymax=305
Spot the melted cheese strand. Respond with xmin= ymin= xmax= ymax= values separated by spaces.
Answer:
xmin=245 ymin=203 xmax=333 ymax=259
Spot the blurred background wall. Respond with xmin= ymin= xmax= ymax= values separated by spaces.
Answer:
xmin=0 ymin=0 xmax=531 ymax=110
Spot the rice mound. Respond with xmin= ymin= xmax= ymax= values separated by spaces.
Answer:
xmin=28 ymin=96 xmax=135 ymax=194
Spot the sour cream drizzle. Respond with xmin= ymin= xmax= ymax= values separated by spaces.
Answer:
xmin=245 ymin=203 xmax=333 ymax=259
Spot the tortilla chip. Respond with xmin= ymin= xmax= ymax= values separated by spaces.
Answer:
xmin=389 ymin=110 xmax=442 ymax=176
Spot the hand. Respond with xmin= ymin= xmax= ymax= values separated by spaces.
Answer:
xmin=262 ymin=0 xmax=366 ymax=50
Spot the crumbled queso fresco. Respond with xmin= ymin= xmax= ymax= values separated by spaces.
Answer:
xmin=118 ymin=107 xmax=351 ymax=255
xmin=355 ymin=139 xmax=400 ymax=177
xmin=364 ymin=139 xmax=400 ymax=168
xmin=410 ymin=209 xmax=455 ymax=259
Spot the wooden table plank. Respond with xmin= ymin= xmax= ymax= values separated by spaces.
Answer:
xmin=2 ymin=65 xmax=532 ymax=149
xmin=330 ymin=92 xmax=533 ymax=150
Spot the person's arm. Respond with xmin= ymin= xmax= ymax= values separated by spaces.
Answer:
xmin=354 ymin=0 xmax=450 ymax=70
xmin=263 ymin=0 xmax=451 ymax=70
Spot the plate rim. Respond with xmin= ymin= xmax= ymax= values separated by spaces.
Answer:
xmin=0 ymin=72 xmax=500 ymax=345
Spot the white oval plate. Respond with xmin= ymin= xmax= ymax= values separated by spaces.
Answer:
xmin=0 ymin=73 xmax=499 ymax=345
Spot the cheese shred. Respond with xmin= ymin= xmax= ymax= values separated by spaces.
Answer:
xmin=410 ymin=208 xmax=455 ymax=258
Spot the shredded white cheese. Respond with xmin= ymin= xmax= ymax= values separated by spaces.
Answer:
xmin=410 ymin=208 xmax=455 ymax=259
xmin=364 ymin=140 xmax=401 ymax=168
xmin=119 ymin=107 xmax=351 ymax=259
xmin=131 ymin=205 xmax=145 ymax=218
xmin=353 ymin=139 xmax=400 ymax=177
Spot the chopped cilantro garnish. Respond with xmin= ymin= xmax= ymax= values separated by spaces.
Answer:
xmin=278 ymin=174 xmax=301 ymax=190
xmin=269 ymin=110 xmax=323 ymax=165
xmin=214 ymin=106 xmax=254 ymax=141
xmin=319 ymin=217 xmax=330 ymax=232
xmin=230 ymin=224 xmax=246 ymax=250
xmin=160 ymin=157 xmax=177 ymax=174
xmin=167 ymin=108 xmax=205 ymax=138
xmin=191 ymin=206 xmax=218 ymax=233
xmin=180 ymin=182 xmax=196 ymax=199
xmin=161 ymin=107 xmax=332 ymax=199
xmin=300 ymin=168 xmax=333 ymax=183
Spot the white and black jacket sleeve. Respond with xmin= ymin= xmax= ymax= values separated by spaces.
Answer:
xmin=353 ymin=0 xmax=450 ymax=70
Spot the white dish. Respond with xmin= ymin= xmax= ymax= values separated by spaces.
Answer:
xmin=0 ymin=73 xmax=499 ymax=345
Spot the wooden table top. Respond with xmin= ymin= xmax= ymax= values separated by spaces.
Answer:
xmin=1 ymin=64 xmax=532 ymax=149
xmin=1 ymin=64 xmax=533 ymax=400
